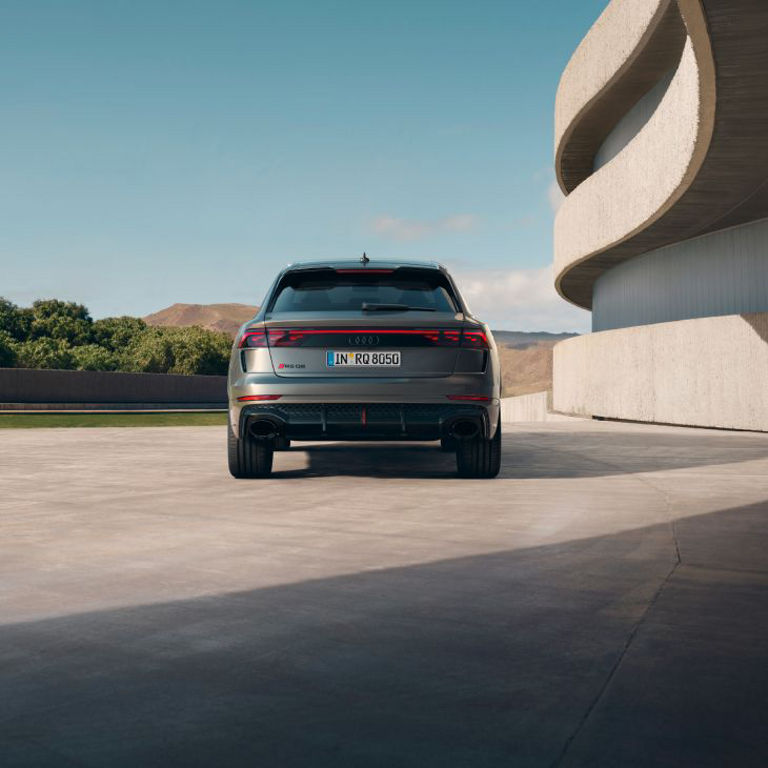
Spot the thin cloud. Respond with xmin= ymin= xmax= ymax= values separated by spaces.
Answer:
xmin=547 ymin=180 xmax=565 ymax=213
xmin=452 ymin=266 xmax=590 ymax=333
xmin=510 ymin=214 xmax=537 ymax=228
xmin=372 ymin=214 xmax=478 ymax=241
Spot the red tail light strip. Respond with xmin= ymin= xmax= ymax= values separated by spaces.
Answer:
xmin=237 ymin=395 xmax=282 ymax=402
xmin=270 ymin=329 xmax=442 ymax=334
xmin=443 ymin=330 xmax=460 ymax=344
xmin=267 ymin=328 xmax=450 ymax=347
xmin=240 ymin=327 xmax=489 ymax=348
xmin=447 ymin=395 xmax=492 ymax=402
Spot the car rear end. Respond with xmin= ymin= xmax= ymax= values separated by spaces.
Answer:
xmin=227 ymin=262 xmax=501 ymax=477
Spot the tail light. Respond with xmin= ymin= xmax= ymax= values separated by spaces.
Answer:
xmin=461 ymin=330 xmax=489 ymax=349
xmin=440 ymin=330 xmax=460 ymax=346
xmin=242 ymin=327 xmax=484 ymax=348
xmin=239 ymin=330 xmax=268 ymax=348
xmin=237 ymin=395 xmax=282 ymax=402
xmin=260 ymin=328 xmax=463 ymax=347
xmin=268 ymin=329 xmax=307 ymax=347
xmin=399 ymin=329 xmax=460 ymax=346
xmin=447 ymin=395 xmax=491 ymax=402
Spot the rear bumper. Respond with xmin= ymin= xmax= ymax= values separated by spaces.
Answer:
xmin=235 ymin=401 xmax=499 ymax=442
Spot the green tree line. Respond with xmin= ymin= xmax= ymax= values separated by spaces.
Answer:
xmin=0 ymin=298 xmax=232 ymax=375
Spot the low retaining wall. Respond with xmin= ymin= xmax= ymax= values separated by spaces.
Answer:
xmin=0 ymin=368 xmax=227 ymax=410
xmin=500 ymin=391 xmax=581 ymax=423
xmin=553 ymin=312 xmax=768 ymax=431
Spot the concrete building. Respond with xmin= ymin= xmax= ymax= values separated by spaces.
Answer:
xmin=552 ymin=0 xmax=768 ymax=431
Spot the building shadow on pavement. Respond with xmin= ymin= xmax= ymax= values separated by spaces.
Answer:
xmin=2 ymin=502 xmax=767 ymax=768
xmin=743 ymin=312 xmax=768 ymax=343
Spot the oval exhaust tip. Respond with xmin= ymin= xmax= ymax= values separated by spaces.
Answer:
xmin=249 ymin=420 xmax=279 ymax=439
xmin=451 ymin=420 xmax=480 ymax=440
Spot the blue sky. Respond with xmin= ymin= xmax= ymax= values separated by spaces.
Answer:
xmin=0 ymin=0 xmax=605 ymax=330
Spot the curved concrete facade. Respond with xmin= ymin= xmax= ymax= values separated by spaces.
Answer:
xmin=555 ymin=0 xmax=687 ymax=194
xmin=554 ymin=37 xmax=709 ymax=305
xmin=592 ymin=68 xmax=674 ymax=173
xmin=552 ymin=0 xmax=768 ymax=431
xmin=593 ymin=217 xmax=768 ymax=331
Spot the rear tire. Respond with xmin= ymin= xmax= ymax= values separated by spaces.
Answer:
xmin=456 ymin=416 xmax=501 ymax=478
xmin=228 ymin=414 xmax=274 ymax=478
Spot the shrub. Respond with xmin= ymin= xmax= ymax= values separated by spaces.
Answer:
xmin=0 ymin=298 xmax=32 ymax=342
xmin=165 ymin=326 xmax=231 ymax=376
xmin=120 ymin=326 xmax=231 ymax=375
xmin=91 ymin=316 xmax=148 ymax=351
xmin=0 ymin=330 xmax=17 ymax=367
xmin=0 ymin=299 xmax=232 ymax=375
xmin=29 ymin=299 xmax=93 ymax=345
xmin=71 ymin=344 xmax=119 ymax=371
xmin=120 ymin=327 xmax=175 ymax=374
xmin=15 ymin=338 xmax=75 ymax=370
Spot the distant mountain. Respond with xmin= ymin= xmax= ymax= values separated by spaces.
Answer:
xmin=491 ymin=330 xmax=579 ymax=397
xmin=491 ymin=330 xmax=578 ymax=349
xmin=144 ymin=303 xmax=259 ymax=337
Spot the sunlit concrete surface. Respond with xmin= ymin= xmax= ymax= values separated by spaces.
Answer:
xmin=554 ymin=312 xmax=768 ymax=431
xmin=1 ymin=423 xmax=768 ymax=766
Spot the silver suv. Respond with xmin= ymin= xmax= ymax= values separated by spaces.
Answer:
xmin=227 ymin=258 xmax=501 ymax=478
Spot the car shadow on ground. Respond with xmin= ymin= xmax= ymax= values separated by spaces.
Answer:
xmin=2 ymin=502 xmax=767 ymax=767
xmin=274 ymin=442 xmax=456 ymax=479
xmin=270 ymin=427 xmax=768 ymax=480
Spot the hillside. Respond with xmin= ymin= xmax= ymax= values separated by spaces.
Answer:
xmin=492 ymin=330 xmax=577 ymax=348
xmin=144 ymin=303 xmax=259 ymax=337
xmin=492 ymin=331 xmax=578 ymax=397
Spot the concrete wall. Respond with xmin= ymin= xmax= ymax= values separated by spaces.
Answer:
xmin=501 ymin=392 xmax=551 ymax=423
xmin=500 ymin=391 xmax=581 ymax=424
xmin=554 ymin=37 xmax=708 ymax=306
xmin=553 ymin=312 xmax=768 ymax=431
xmin=0 ymin=368 xmax=227 ymax=408
xmin=555 ymin=0 xmax=678 ymax=174
xmin=593 ymin=68 xmax=674 ymax=172
xmin=593 ymin=217 xmax=768 ymax=331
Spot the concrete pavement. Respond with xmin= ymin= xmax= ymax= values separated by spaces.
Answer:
xmin=1 ymin=421 xmax=767 ymax=766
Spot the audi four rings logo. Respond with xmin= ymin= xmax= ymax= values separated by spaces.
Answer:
xmin=348 ymin=335 xmax=379 ymax=346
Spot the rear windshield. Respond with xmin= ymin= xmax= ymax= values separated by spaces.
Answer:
xmin=268 ymin=269 xmax=459 ymax=313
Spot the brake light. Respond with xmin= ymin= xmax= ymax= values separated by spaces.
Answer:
xmin=441 ymin=330 xmax=460 ymax=346
xmin=268 ymin=329 xmax=307 ymax=347
xmin=237 ymin=395 xmax=282 ymax=402
xmin=447 ymin=395 xmax=491 ymax=402
xmin=239 ymin=330 xmax=267 ymax=348
xmin=461 ymin=330 xmax=489 ymax=349
xmin=335 ymin=269 xmax=394 ymax=274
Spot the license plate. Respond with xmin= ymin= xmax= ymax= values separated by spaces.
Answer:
xmin=326 ymin=350 xmax=401 ymax=367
